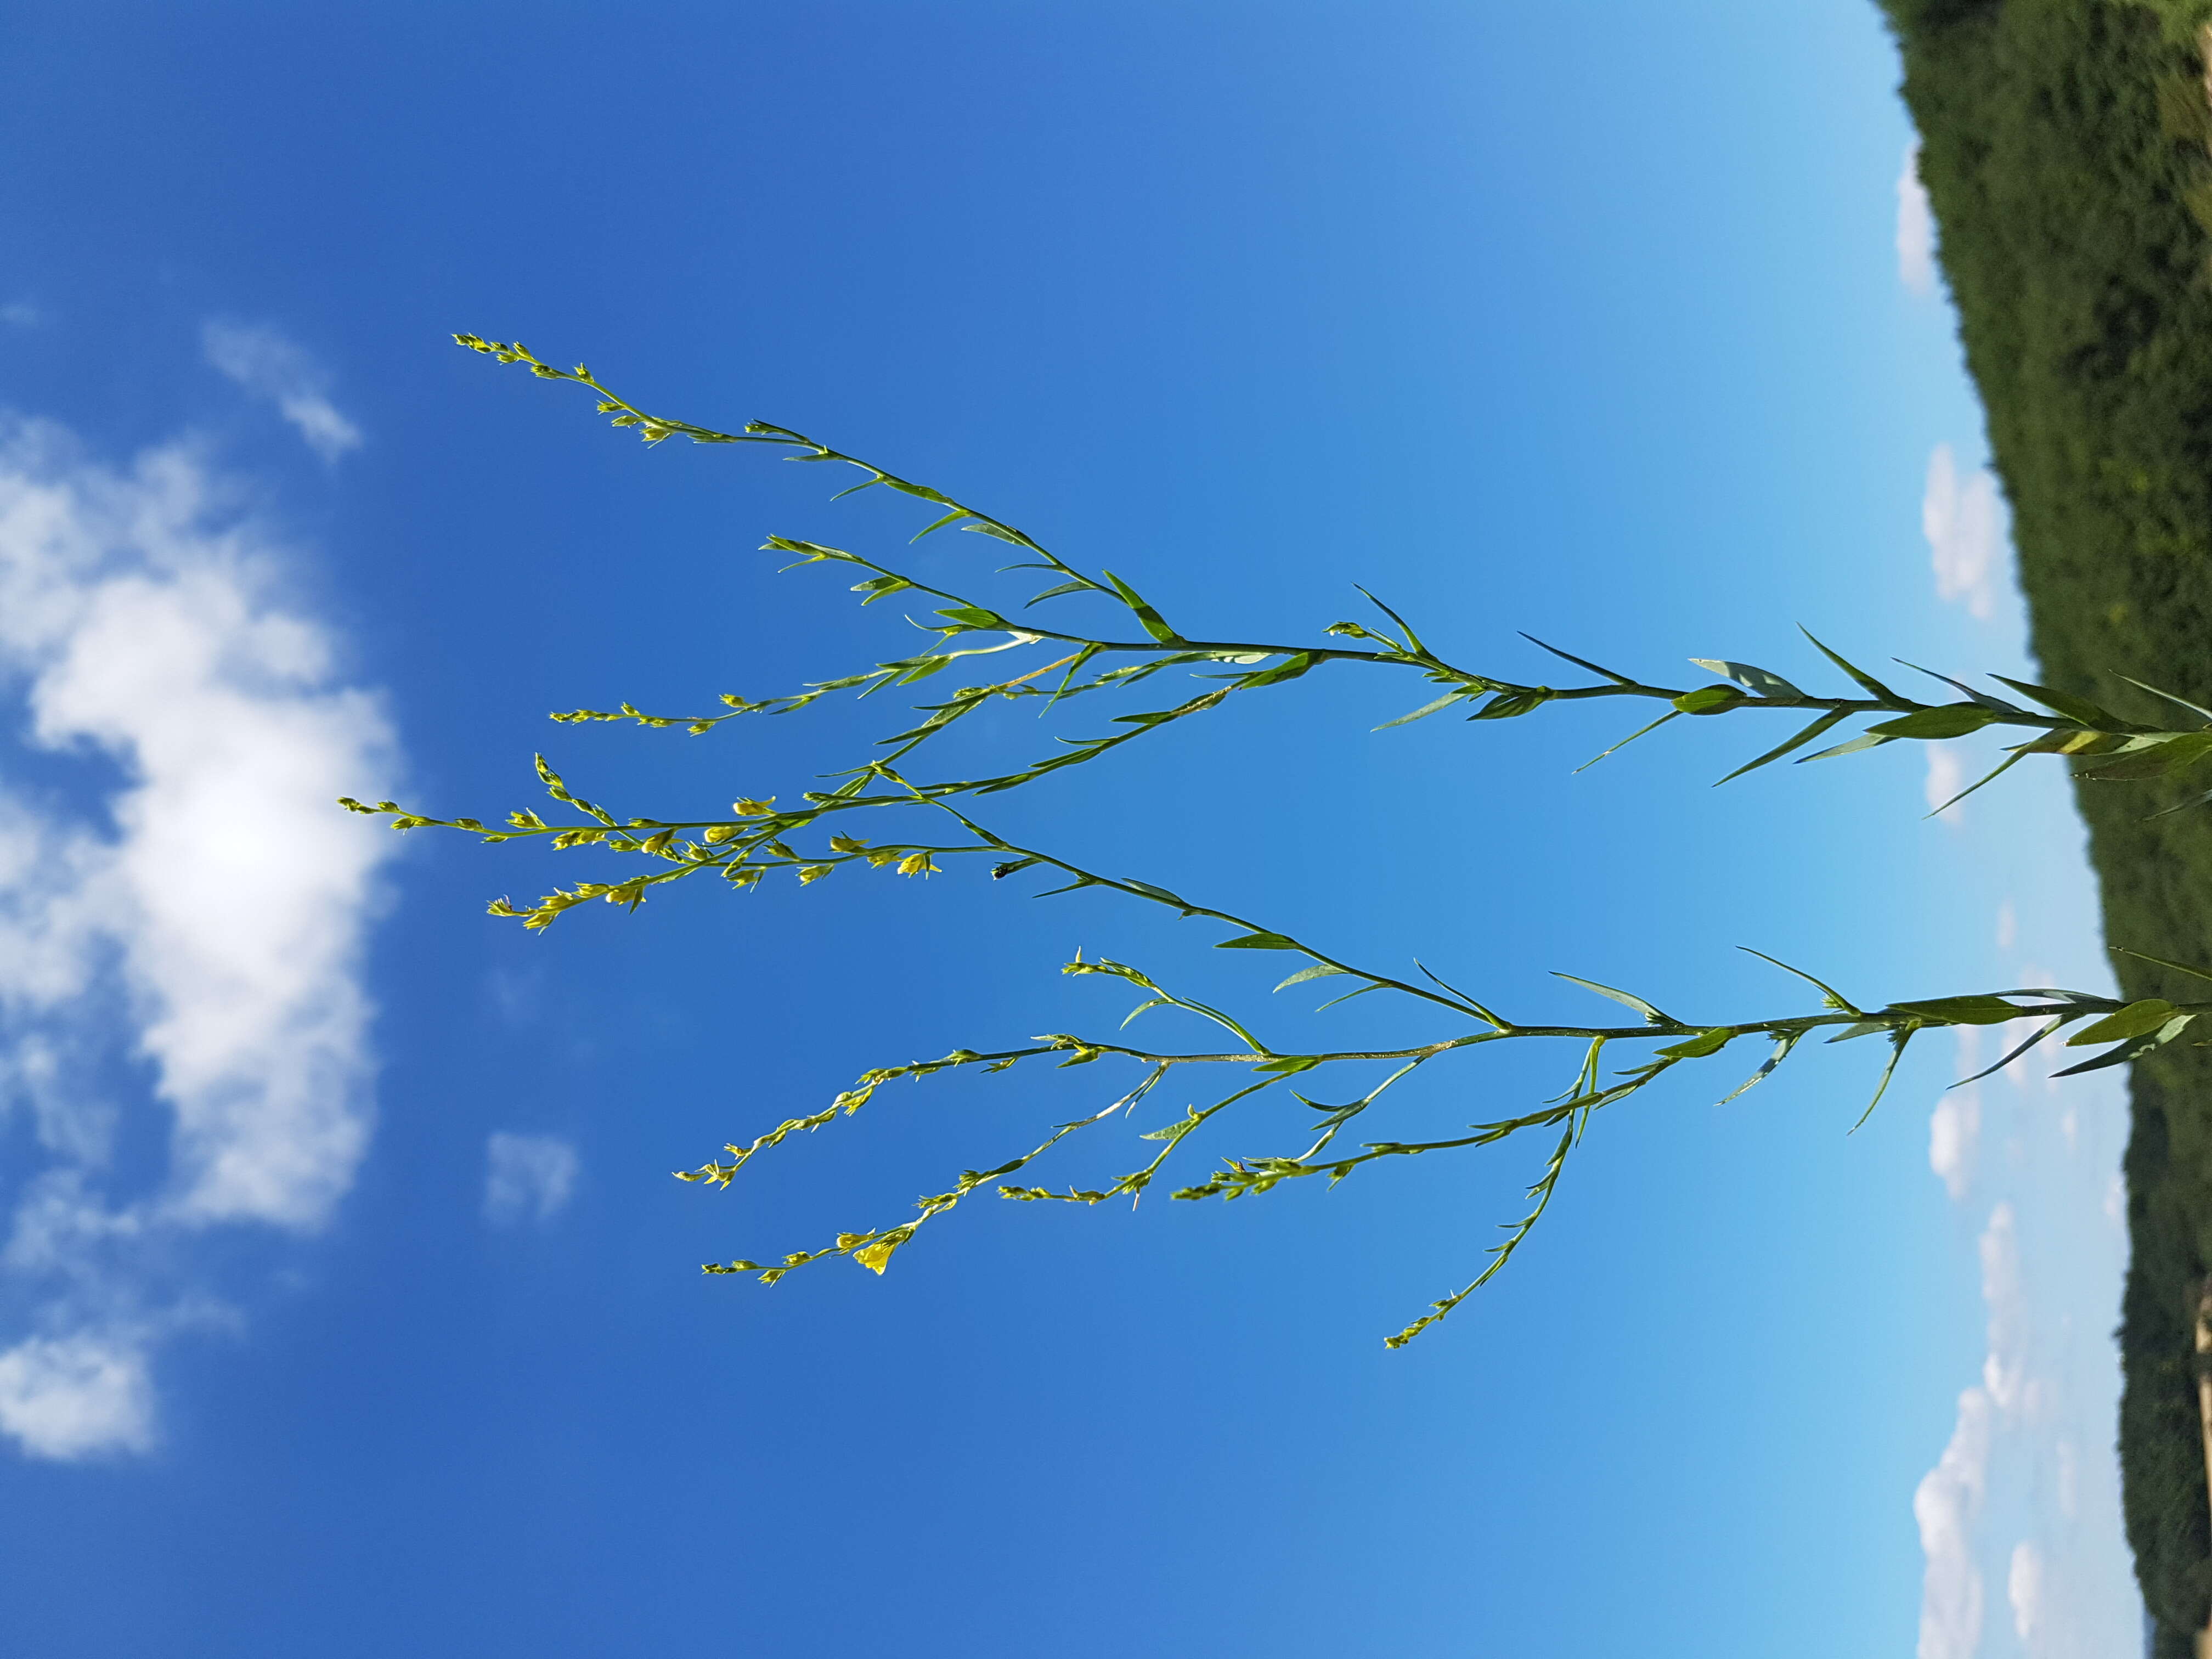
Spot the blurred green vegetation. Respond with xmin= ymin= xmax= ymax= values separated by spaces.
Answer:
xmin=1884 ymin=0 xmax=2212 ymax=1638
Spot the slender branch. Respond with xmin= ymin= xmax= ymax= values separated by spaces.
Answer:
xmin=450 ymin=334 xmax=2212 ymax=822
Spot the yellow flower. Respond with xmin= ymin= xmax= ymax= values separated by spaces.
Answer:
xmin=853 ymin=1239 xmax=897 ymax=1274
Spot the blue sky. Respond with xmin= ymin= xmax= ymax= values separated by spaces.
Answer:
xmin=0 ymin=4 xmax=2139 ymax=1655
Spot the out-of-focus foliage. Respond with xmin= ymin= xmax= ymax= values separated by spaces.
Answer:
xmin=1886 ymin=0 xmax=2212 ymax=1637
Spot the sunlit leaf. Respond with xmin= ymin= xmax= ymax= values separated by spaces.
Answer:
xmin=1713 ymin=708 xmax=1848 ymax=785
xmin=1798 ymin=628 xmax=1901 ymax=703
xmin=1689 ymin=659 xmax=1803 ymax=699
xmin=2065 ymin=998 xmax=2176 ymax=1046
xmin=1888 ymin=995 xmax=2021 ymax=1025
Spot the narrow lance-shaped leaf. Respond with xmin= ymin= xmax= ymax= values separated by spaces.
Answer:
xmin=1689 ymin=659 xmax=1804 ymax=699
xmin=1575 ymin=710 xmax=1679 ymax=774
xmin=1713 ymin=708 xmax=1848 ymax=786
xmin=1799 ymin=627 xmax=1903 ymax=704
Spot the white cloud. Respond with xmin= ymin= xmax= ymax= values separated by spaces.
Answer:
xmin=0 ymin=1333 xmax=154 ymax=1460
xmin=1898 ymin=140 xmax=1938 ymax=298
xmin=1923 ymin=444 xmax=2006 ymax=620
xmin=0 ymin=412 xmax=398 ymax=1459
xmin=1929 ymin=1032 xmax=1980 ymax=1202
xmin=1979 ymin=1202 xmax=2033 ymax=1419
xmin=484 ymin=1133 xmax=579 ymax=1226
xmin=1928 ymin=1094 xmax=1977 ymax=1200
xmin=1915 ymin=1385 xmax=1992 ymax=1659
xmin=202 ymin=320 xmax=363 ymax=463
xmin=2007 ymin=1541 xmax=2045 ymax=1647
xmin=2 ymin=302 xmax=40 ymax=330
xmin=1995 ymin=898 xmax=2016 ymax=953
xmin=1925 ymin=742 xmax=1966 ymax=823
xmin=1916 ymin=1203 xmax=2044 ymax=1655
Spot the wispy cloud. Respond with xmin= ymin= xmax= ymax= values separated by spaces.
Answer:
xmin=0 ymin=1332 xmax=155 ymax=1459
xmin=1923 ymin=444 xmax=2006 ymax=620
xmin=1978 ymin=1203 xmax=2033 ymax=1419
xmin=484 ymin=1133 xmax=579 ymax=1226
xmin=2008 ymin=1541 xmax=2047 ymax=1651
xmin=201 ymin=321 xmax=363 ymax=463
xmin=1929 ymin=1029 xmax=1980 ymax=1202
xmin=1915 ymin=1201 xmax=2062 ymax=1656
xmin=1915 ymin=1384 xmax=1991 ymax=1659
xmin=1897 ymin=140 xmax=1938 ymax=298
xmin=1925 ymin=742 xmax=1966 ymax=825
xmin=1 ymin=302 xmax=40 ymax=330
xmin=0 ymin=413 xmax=397 ymax=1459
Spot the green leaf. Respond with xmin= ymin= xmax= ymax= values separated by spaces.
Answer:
xmin=1274 ymin=964 xmax=1352 ymax=991
xmin=1313 ymin=983 xmax=1384 ymax=1013
xmin=1866 ymin=704 xmax=1997 ymax=740
xmin=1238 ymin=652 xmax=1314 ymax=689
xmin=1851 ymin=1026 xmax=1915 ymax=1131
xmin=2050 ymin=1040 xmax=2155 ymax=1079
xmin=850 ymin=574 xmax=915 ymax=604
xmin=2065 ymin=998 xmax=2176 ymax=1046
xmin=1124 ymin=884 xmax=1194 ymax=911
xmin=1217 ymin=931 xmax=1299 ymax=950
xmin=1893 ymin=661 xmax=2028 ymax=713
xmin=936 ymin=605 xmax=1009 ymax=630
xmin=1888 ymin=995 xmax=2021 ymax=1025
xmin=1798 ymin=628 xmax=1901 ymax=703
xmin=1736 ymin=947 xmax=1858 ymax=1013
xmin=2109 ymin=945 xmax=2212 ymax=986
xmin=1713 ymin=708 xmax=1849 ymax=785
xmin=1797 ymin=731 xmax=1895 ymax=764
xmin=2074 ymin=732 xmax=2212 ymax=781
xmin=1925 ymin=748 xmax=2029 ymax=817
xmin=1672 ymin=685 xmax=1742 ymax=715
xmin=1655 ymin=1027 xmax=1734 ymax=1059
xmin=893 ymin=654 xmax=952 ymax=684
xmin=1574 ymin=710 xmax=1679 ymax=773
xmin=1375 ymin=691 xmax=1470 ymax=730
xmin=1120 ymin=878 xmax=1193 ymax=910
xmin=2148 ymin=787 xmax=2212 ymax=820
xmin=2111 ymin=672 xmax=2212 ymax=725
xmin=1254 ymin=1055 xmax=1322 ymax=1075
xmin=1100 ymin=571 xmax=1183 ymax=644
xmin=1689 ymin=659 xmax=1803 ymax=699
xmin=910 ymin=507 xmax=974 ymax=542
xmin=883 ymin=477 xmax=956 ymax=506
xmin=1951 ymin=1015 xmax=2073 ymax=1087
xmin=1989 ymin=675 xmax=2124 ymax=730
xmin=1353 ymin=588 xmax=1433 ymax=657
xmin=763 ymin=535 xmax=862 ymax=563
xmin=1469 ymin=690 xmax=1551 ymax=720
xmin=1028 ymin=580 xmax=1096 ymax=604
xmin=1517 ymin=633 xmax=1638 ymax=685
xmin=2013 ymin=727 xmax=2121 ymax=756
xmin=1553 ymin=973 xmax=1669 ymax=1025
xmin=1714 ymin=1033 xmax=1802 ymax=1107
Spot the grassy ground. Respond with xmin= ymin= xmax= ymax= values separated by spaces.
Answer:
xmin=1882 ymin=0 xmax=2212 ymax=1647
